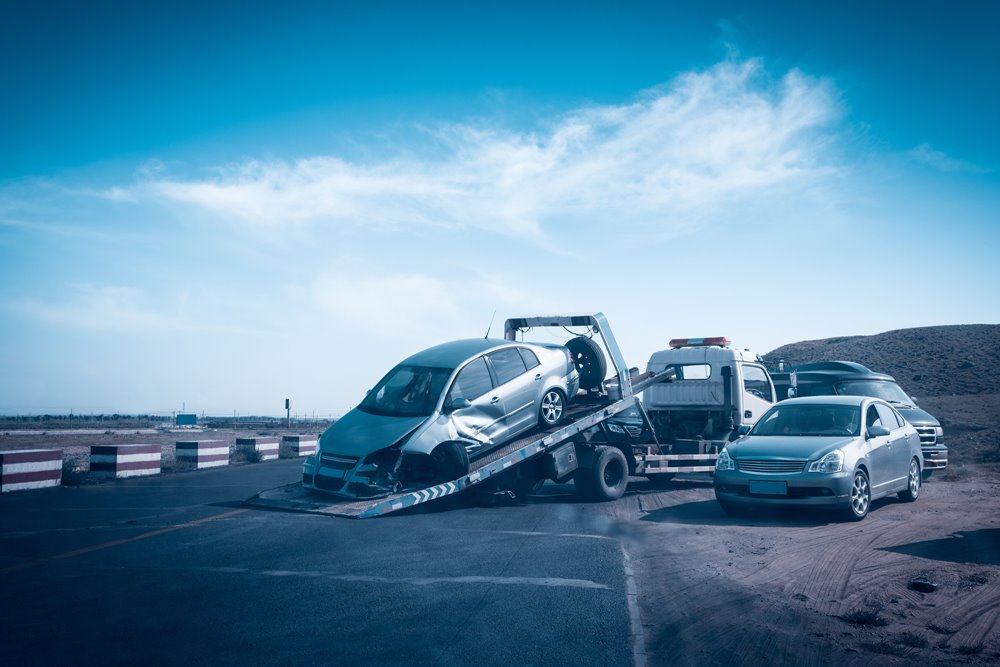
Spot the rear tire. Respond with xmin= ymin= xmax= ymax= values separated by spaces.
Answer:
xmin=538 ymin=388 xmax=566 ymax=427
xmin=898 ymin=458 xmax=921 ymax=502
xmin=574 ymin=446 xmax=628 ymax=501
xmin=429 ymin=441 xmax=469 ymax=484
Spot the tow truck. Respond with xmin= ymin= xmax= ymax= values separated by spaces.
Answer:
xmin=249 ymin=313 xmax=683 ymax=518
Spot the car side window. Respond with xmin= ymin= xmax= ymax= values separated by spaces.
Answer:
xmin=450 ymin=357 xmax=494 ymax=401
xmin=876 ymin=403 xmax=901 ymax=430
xmin=742 ymin=365 xmax=773 ymax=401
xmin=518 ymin=347 xmax=541 ymax=370
xmin=488 ymin=348 xmax=527 ymax=385
xmin=865 ymin=405 xmax=882 ymax=430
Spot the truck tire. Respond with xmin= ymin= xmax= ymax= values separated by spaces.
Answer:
xmin=566 ymin=336 xmax=607 ymax=391
xmin=430 ymin=441 xmax=469 ymax=484
xmin=575 ymin=446 xmax=628 ymax=501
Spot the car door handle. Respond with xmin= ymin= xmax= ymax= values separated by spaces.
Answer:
xmin=534 ymin=374 xmax=543 ymax=381
xmin=490 ymin=396 xmax=501 ymax=405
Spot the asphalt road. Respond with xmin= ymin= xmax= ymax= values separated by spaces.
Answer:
xmin=0 ymin=460 xmax=637 ymax=667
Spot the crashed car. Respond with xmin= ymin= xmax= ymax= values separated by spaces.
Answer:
xmin=713 ymin=395 xmax=923 ymax=520
xmin=303 ymin=338 xmax=582 ymax=498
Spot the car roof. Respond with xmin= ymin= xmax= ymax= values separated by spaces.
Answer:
xmin=777 ymin=395 xmax=872 ymax=407
xmin=400 ymin=338 xmax=519 ymax=368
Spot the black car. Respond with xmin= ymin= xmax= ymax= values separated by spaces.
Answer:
xmin=769 ymin=361 xmax=946 ymax=478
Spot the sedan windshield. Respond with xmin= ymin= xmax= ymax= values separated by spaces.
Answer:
xmin=359 ymin=365 xmax=453 ymax=417
xmin=751 ymin=404 xmax=861 ymax=437
xmin=834 ymin=380 xmax=912 ymax=405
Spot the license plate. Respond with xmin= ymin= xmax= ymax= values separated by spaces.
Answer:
xmin=749 ymin=480 xmax=787 ymax=495
xmin=319 ymin=468 xmax=346 ymax=480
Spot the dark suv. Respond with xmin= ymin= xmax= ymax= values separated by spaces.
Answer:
xmin=770 ymin=361 xmax=947 ymax=478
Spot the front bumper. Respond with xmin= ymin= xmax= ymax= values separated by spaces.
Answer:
xmin=714 ymin=469 xmax=853 ymax=508
xmin=301 ymin=454 xmax=398 ymax=499
xmin=921 ymin=445 xmax=948 ymax=470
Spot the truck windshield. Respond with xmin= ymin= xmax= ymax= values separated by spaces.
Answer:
xmin=359 ymin=365 xmax=453 ymax=417
xmin=834 ymin=380 xmax=912 ymax=405
xmin=751 ymin=404 xmax=861 ymax=437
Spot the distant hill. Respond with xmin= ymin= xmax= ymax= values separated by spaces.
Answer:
xmin=762 ymin=324 xmax=1000 ymax=469
xmin=762 ymin=324 xmax=1000 ymax=398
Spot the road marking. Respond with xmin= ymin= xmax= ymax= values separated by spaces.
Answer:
xmin=440 ymin=528 xmax=616 ymax=541
xmin=202 ymin=567 xmax=610 ymax=590
xmin=0 ymin=508 xmax=247 ymax=573
xmin=621 ymin=542 xmax=647 ymax=667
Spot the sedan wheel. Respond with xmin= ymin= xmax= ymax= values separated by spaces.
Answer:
xmin=539 ymin=389 xmax=565 ymax=426
xmin=899 ymin=458 xmax=921 ymax=502
xmin=846 ymin=470 xmax=870 ymax=521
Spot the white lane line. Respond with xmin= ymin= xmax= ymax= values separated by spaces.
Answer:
xmin=204 ymin=567 xmax=609 ymax=590
xmin=439 ymin=528 xmax=617 ymax=541
xmin=621 ymin=542 xmax=647 ymax=667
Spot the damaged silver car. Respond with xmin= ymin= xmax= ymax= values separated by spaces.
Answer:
xmin=303 ymin=338 xmax=582 ymax=498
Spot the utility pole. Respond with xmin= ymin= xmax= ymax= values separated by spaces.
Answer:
xmin=285 ymin=398 xmax=291 ymax=430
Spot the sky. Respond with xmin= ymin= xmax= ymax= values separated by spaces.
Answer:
xmin=1 ymin=0 xmax=998 ymax=417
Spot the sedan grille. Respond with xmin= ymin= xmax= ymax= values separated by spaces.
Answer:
xmin=320 ymin=453 xmax=360 ymax=471
xmin=915 ymin=426 xmax=937 ymax=445
xmin=737 ymin=459 xmax=806 ymax=473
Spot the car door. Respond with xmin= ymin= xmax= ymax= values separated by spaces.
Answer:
xmin=445 ymin=356 xmax=506 ymax=457
xmin=864 ymin=403 xmax=893 ymax=493
xmin=486 ymin=347 xmax=535 ymax=437
xmin=876 ymin=402 xmax=910 ymax=490
xmin=740 ymin=364 xmax=775 ymax=426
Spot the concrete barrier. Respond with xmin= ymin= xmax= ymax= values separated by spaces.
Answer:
xmin=90 ymin=444 xmax=162 ymax=478
xmin=234 ymin=437 xmax=279 ymax=462
xmin=175 ymin=440 xmax=229 ymax=469
xmin=281 ymin=435 xmax=318 ymax=458
xmin=0 ymin=449 xmax=62 ymax=492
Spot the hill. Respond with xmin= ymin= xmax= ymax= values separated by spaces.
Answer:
xmin=762 ymin=324 xmax=1000 ymax=470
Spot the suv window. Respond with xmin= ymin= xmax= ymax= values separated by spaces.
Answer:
xmin=742 ymin=365 xmax=773 ymax=401
xmin=489 ymin=348 xmax=527 ymax=385
xmin=450 ymin=357 xmax=494 ymax=401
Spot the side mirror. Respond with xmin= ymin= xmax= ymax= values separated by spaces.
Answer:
xmin=867 ymin=425 xmax=890 ymax=439
xmin=447 ymin=398 xmax=472 ymax=413
xmin=786 ymin=387 xmax=796 ymax=399
xmin=737 ymin=424 xmax=751 ymax=436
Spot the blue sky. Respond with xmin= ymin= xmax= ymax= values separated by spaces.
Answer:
xmin=1 ymin=1 xmax=998 ymax=417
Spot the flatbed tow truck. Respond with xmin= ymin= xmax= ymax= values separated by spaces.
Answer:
xmin=247 ymin=313 xmax=679 ymax=519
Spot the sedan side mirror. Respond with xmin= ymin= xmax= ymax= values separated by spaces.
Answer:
xmin=447 ymin=398 xmax=472 ymax=413
xmin=866 ymin=425 xmax=890 ymax=439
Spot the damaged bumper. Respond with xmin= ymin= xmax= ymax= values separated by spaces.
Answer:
xmin=302 ymin=449 xmax=402 ymax=499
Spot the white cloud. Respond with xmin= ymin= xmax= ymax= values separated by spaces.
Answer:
xmin=113 ymin=58 xmax=843 ymax=241
xmin=907 ymin=143 xmax=988 ymax=174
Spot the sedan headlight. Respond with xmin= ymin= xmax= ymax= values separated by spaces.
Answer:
xmin=716 ymin=448 xmax=735 ymax=471
xmin=808 ymin=450 xmax=844 ymax=473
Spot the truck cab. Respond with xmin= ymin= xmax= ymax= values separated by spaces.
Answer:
xmin=644 ymin=337 xmax=775 ymax=458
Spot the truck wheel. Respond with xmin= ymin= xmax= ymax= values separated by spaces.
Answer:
xmin=575 ymin=446 xmax=628 ymax=501
xmin=430 ymin=442 xmax=469 ymax=484
xmin=566 ymin=336 xmax=607 ymax=391
xmin=898 ymin=458 xmax=921 ymax=502
xmin=538 ymin=388 xmax=566 ymax=427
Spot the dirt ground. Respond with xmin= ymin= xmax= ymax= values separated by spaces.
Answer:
xmin=623 ymin=468 xmax=1000 ymax=666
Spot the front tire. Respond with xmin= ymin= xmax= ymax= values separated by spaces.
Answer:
xmin=539 ymin=388 xmax=566 ymax=427
xmin=429 ymin=441 xmax=470 ymax=484
xmin=898 ymin=458 xmax=921 ymax=502
xmin=846 ymin=469 xmax=871 ymax=521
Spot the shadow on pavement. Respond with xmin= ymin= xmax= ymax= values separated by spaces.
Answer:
xmin=881 ymin=528 xmax=1000 ymax=565
xmin=639 ymin=498 xmax=867 ymax=527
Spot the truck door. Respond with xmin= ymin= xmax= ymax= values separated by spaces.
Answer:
xmin=739 ymin=364 xmax=775 ymax=426
xmin=445 ymin=356 xmax=507 ymax=456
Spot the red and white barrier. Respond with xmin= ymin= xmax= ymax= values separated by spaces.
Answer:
xmin=175 ymin=440 xmax=229 ymax=469
xmin=281 ymin=435 xmax=318 ymax=458
xmin=1 ymin=449 xmax=62 ymax=492
xmin=90 ymin=444 xmax=162 ymax=478
xmin=235 ymin=437 xmax=279 ymax=462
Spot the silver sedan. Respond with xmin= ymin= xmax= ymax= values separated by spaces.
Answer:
xmin=304 ymin=338 xmax=581 ymax=498
xmin=713 ymin=395 xmax=923 ymax=520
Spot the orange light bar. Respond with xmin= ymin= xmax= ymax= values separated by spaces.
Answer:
xmin=668 ymin=337 xmax=732 ymax=348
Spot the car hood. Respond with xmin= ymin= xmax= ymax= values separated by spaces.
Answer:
xmin=729 ymin=435 xmax=855 ymax=461
xmin=893 ymin=405 xmax=939 ymax=427
xmin=318 ymin=408 xmax=427 ymax=458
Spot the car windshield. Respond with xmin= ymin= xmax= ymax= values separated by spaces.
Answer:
xmin=751 ymin=404 xmax=862 ymax=437
xmin=358 ymin=365 xmax=453 ymax=418
xmin=834 ymin=380 xmax=913 ymax=405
